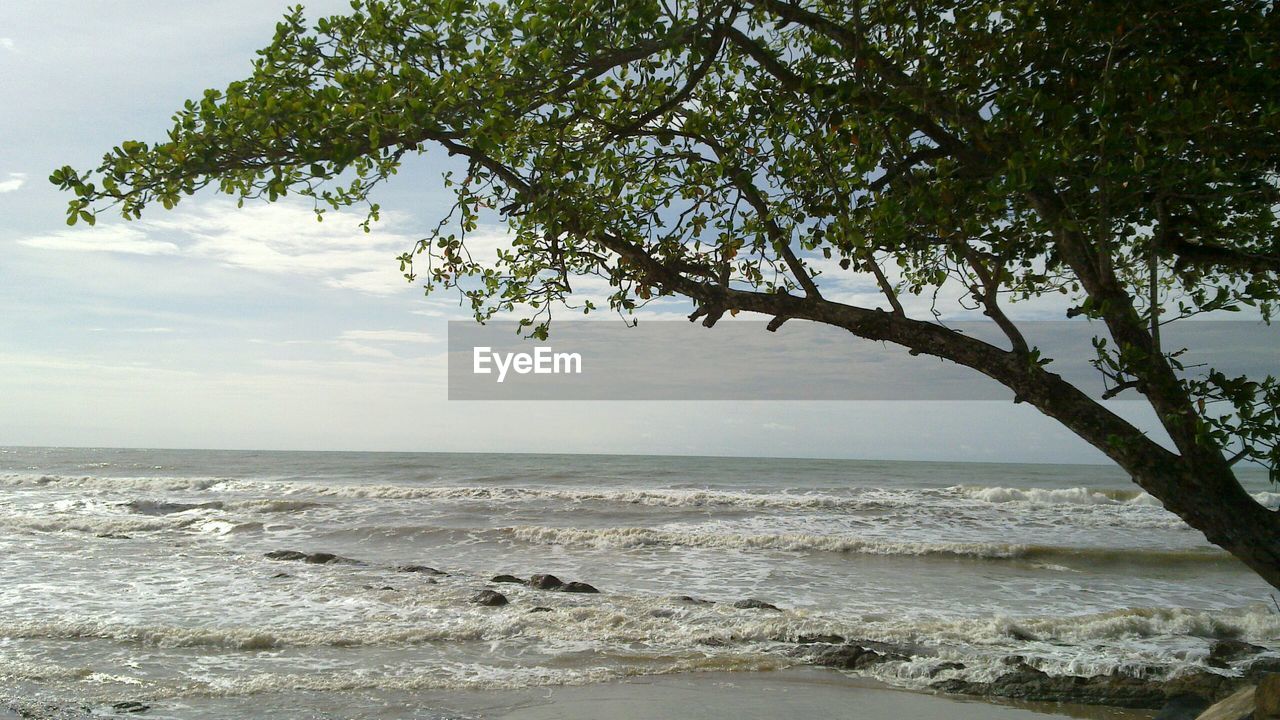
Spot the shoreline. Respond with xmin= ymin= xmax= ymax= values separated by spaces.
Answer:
xmin=7 ymin=668 xmax=1156 ymax=719
xmin=485 ymin=668 xmax=1157 ymax=720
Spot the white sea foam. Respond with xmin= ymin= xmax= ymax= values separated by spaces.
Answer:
xmin=499 ymin=525 xmax=1232 ymax=565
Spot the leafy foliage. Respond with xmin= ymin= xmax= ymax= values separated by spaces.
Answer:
xmin=54 ymin=0 xmax=1279 ymax=476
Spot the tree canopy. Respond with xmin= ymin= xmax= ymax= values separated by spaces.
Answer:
xmin=53 ymin=1 xmax=1280 ymax=585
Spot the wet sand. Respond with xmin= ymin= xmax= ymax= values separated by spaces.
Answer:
xmin=486 ymin=668 xmax=1155 ymax=720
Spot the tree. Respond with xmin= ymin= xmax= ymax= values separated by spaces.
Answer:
xmin=54 ymin=1 xmax=1280 ymax=584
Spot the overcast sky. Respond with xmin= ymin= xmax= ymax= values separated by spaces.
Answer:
xmin=0 ymin=1 xmax=1182 ymax=463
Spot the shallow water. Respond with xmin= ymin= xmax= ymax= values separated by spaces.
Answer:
xmin=0 ymin=447 xmax=1273 ymax=717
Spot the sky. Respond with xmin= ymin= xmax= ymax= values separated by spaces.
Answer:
xmin=0 ymin=1 xmax=1182 ymax=462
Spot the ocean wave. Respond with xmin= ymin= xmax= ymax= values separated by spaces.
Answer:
xmin=12 ymin=601 xmax=1272 ymax=653
xmin=0 ymin=513 xmax=264 ymax=536
xmin=8 ymin=472 xmax=1275 ymax=516
xmin=954 ymin=485 xmax=1280 ymax=510
xmin=500 ymin=525 xmax=1234 ymax=566
xmin=0 ymin=474 xmax=894 ymax=511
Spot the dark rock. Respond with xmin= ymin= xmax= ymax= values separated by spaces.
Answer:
xmin=271 ymin=573 xmax=292 ymax=579
xmin=528 ymin=606 xmax=554 ymax=613
xmin=931 ymin=665 xmax=1242 ymax=710
xmin=112 ymin=701 xmax=150 ymax=714
xmin=797 ymin=634 xmax=846 ymax=645
xmin=470 ymin=589 xmax=509 ymax=607
xmin=561 ymin=581 xmax=599 ymax=594
xmin=396 ymin=565 xmax=445 ymax=575
xmin=650 ymin=609 xmax=676 ymax=619
xmin=1154 ymin=694 xmax=1212 ymax=720
xmin=491 ymin=574 xmax=526 ymax=584
xmin=673 ymin=595 xmax=714 ymax=605
xmin=264 ymin=550 xmax=360 ymax=565
xmin=803 ymin=643 xmax=904 ymax=671
xmin=264 ymin=550 xmax=308 ymax=561
xmin=529 ymin=574 xmax=563 ymax=590
xmin=1249 ymin=657 xmax=1280 ymax=677
xmin=96 ymin=533 xmax=132 ymax=540
xmin=361 ymin=585 xmax=397 ymax=591
xmin=927 ymin=661 xmax=967 ymax=678
xmin=1208 ymin=639 xmax=1266 ymax=668
xmin=733 ymin=599 xmax=780 ymax=611
xmin=303 ymin=552 xmax=342 ymax=564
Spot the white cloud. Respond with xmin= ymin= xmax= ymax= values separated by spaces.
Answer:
xmin=0 ymin=38 xmax=15 ymax=53
xmin=0 ymin=173 xmax=27 ymax=193
xmin=89 ymin=326 xmax=175 ymax=335
xmin=338 ymin=329 xmax=435 ymax=344
xmin=14 ymin=200 xmax=440 ymax=295
xmin=18 ymin=225 xmax=179 ymax=255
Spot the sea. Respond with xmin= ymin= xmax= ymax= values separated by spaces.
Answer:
xmin=1 ymin=447 xmax=1276 ymax=718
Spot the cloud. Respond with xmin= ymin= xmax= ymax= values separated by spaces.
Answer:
xmin=338 ymin=329 xmax=435 ymax=344
xmin=0 ymin=38 xmax=14 ymax=53
xmin=0 ymin=173 xmax=26 ymax=193
xmin=14 ymin=200 xmax=443 ymax=295
xmin=17 ymin=225 xmax=179 ymax=255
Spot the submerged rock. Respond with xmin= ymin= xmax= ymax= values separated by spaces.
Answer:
xmin=95 ymin=533 xmax=131 ymax=540
xmin=470 ymin=589 xmax=509 ymax=607
xmin=733 ymin=599 xmax=780 ymax=611
xmin=529 ymin=574 xmax=563 ymax=590
xmin=528 ymin=606 xmax=554 ymax=613
xmin=111 ymin=701 xmax=150 ymax=714
xmin=395 ymin=564 xmax=445 ymax=575
xmin=561 ymin=581 xmax=599 ymax=594
xmin=796 ymin=634 xmax=846 ymax=645
xmin=672 ymin=595 xmax=715 ymax=606
xmin=491 ymin=574 xmax=526 ymax=584
xmin=263 ymin=550 xmax=359 ymax=565
xmin=263 ymin=550 xmax=307 ymax=561
xmin=1208 ymin=639 xmax=1266 ymax=668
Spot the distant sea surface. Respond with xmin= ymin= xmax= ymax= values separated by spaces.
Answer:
xmin=1 ymin=447 xmax=1275 ymax=718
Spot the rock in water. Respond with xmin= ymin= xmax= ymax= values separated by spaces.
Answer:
xmin=470 ymin=590 xmax=509 ymax=607
xmin=264 ymin=550 xmax=308 ymax=561
xmin=796 ymin=634 xmax=846 ymax=645
xmin=1207 ymin=639 xmax=1266 ymax=668
xmin=931 ymin=664 xmax=1240 ymax=709
xmin=112 ymin=701 xmax=150 ymax=714
xmin=303 ymin=552 xmax=339 ymax=564
xmin=395 ymin=564 xmax=445 ymax=575
xmin=491 ymin=574 xmax=525 ymax=584
xmin=672 ymin=595 xmax=714 ymax=606
xmin=561 ymin=581 xmax=599 ymax=593
xmin=733 ymin=599 xmax=780 ymax=611
xmin=264 ymin=550 xmax=360 ymax=565
xmin=801 ymin=643 xmax=905 ymax=671
xmin=529 ymin=574 xmax=563 ymax=590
